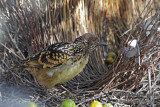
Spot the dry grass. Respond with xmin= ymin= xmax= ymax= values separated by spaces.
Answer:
xmin=0 ymin=0 xmax=160 ymax=106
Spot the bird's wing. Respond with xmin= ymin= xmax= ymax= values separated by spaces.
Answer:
xmin=23 ymin=43 xmax=74 ymax=68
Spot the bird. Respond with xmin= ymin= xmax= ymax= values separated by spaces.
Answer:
xmin=13 ymin=33 xmax=107 ymax=88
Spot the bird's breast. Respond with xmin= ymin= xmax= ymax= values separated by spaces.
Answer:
xmin=54 ymin=55 xmax=89 ymax=84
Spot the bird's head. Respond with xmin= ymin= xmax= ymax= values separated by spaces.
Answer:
xmin=73 ymin=33 xmax=107 ymax=52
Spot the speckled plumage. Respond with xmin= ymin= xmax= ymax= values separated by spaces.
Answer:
xmin=20 ymin=33 xmax=103 ymax=88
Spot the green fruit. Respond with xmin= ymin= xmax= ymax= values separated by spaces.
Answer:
xmin=106 ymin=57 xmax=114 ymax=64
xmin=103 ymin=104 xmax=107 ymax=107
xmin=60 ymin=99 xmax=76 ymax=107
xmin=107 ymin=52 xmax=116 ymax=59
xmin=90 ymin=101 xmax=103 ymax=107
xmin=24 ymin=102 xmax=37 ymax=107
xmin=105 ymin=103 xmax=113 ymax=107
xmin=107 ymin=64 xmax=112 ymax=68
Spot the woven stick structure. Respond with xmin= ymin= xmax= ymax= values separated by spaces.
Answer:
xmin=0 ymin=0 xmax=160 ymax=106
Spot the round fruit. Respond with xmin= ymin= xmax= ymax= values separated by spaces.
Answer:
xmin=105 ymin=103 xmax=113 ymax=107
xmin=60 ymin=99 xmax=76 ymax=107
xmin=106 ymin=57 xmax=114 ymax=64
xmin=90 ymin=101 xmax=103 ymax=107
xmin=107 ymin=52 xmax=116 ymax=59
xmin=24 ymin=102 xmax=37 ymax=107
xmin=103 ymin=104 xmax=107 ymax=107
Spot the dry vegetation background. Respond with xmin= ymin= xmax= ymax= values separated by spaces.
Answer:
xmin=0 ymin=0 xmax=160 ymax=107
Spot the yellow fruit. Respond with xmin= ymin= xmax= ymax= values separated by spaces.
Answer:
xmin=60 ymin=99 xmax=76 ymax=107
xmin=90 ymin=101 xmax=103 ymax=107
xmin=106 ymin=57 xmax=114 ymax=64
xmin=24 ymin=102 xmax=37 ymax=107
xmin=107 ymin=52 xmax=116 ymax=59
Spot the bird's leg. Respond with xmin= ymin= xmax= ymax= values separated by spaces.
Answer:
xmin=60 ymin=85 xmax=76 ymax=98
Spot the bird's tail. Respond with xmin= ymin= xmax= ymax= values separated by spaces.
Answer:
xmin=9 ymin=65 xmax=25 ymax=71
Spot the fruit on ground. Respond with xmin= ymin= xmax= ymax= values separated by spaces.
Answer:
xmin=90 ymin=101 xmax=103 ymax=107
xmin=60 ymin=99 xmax=76 ymax=107
xmin=24 ymin=102 xmax=37 ymax=107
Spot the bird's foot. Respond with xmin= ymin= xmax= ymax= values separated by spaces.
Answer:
xmin=60 ymin=85 xmax=76 ymax=98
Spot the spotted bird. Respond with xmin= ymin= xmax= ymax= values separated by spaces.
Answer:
xmin=14 ymin=33 xmax=107 ymax=88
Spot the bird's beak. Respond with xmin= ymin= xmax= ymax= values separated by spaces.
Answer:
xmin=97 ymin=41 xmax=108 ymax=46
